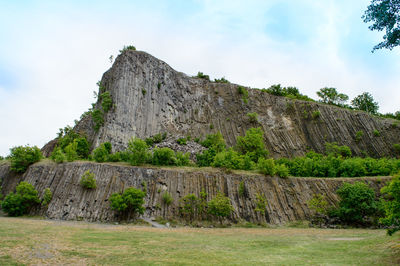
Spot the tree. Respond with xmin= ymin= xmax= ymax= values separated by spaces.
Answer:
xmin=235 ymin=127 xmax=268 ymax=162
xmin=126 ymin=138 xmax=150 ymax=166
xmin=363 ymin=0 xmax=400 ymax=51
xmin=316 ymin=87 xmax=349 ymax=106
xmin=109 ymin=187 xmax=146 ymax=216
xmin=9 ymin=145 xmax=42 ymax=173
xmin=1 ymin=182 xmax=40 ymax=216
xmin=208 ymin=192 xmax=233 ymax=222
xmin=351 ymin=92 xmax=379 ymax=114
xmin=380 ymin=174 xmax=400 ymax=235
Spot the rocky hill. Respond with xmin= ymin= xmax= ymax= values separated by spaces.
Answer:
xmin=43 ymin=49 xmax=400 ymax=158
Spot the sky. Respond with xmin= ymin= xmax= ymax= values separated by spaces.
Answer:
xmin=0 ymin=0 xmax=399 ymax=156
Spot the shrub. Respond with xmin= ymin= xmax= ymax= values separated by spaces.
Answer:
xmin=180 ymin=194 xmax=200 ymax=221
xmin=162 ymin=191 xmax=173 ymax=206
xmin=237 ymin=86 xmax=249 ymax=103
xmin=201 ymin=132 xmax=226 ymax=151
xmin=214 ymin=77 xmax=229 ymax=83
xmin=208 ymin=192 xmax=233 ymax=221
xmin=373 ymin=130 xmax=380 ymax=137
xmin=254 ymin=193 xmax=267 ymax=214
xmin=9 ymin=145 xmax=42 ymax=173
xmin=257 ymin=158 xmax=276 ymax=176
xmin=312 ymin=111 xmax=321 ymax=119
xmin=110 ymin=187 xmax=146 ymax=216
xmin=335 ymin=182 xmax=378 ymax=225
xmin=152 ymin=147 xmax=176 ymax=166
xmin=65 ymin=141 xmax=78 ymax=162
xmin=212 ymin=148 xmax=243 ymax=170
xmin=276 ymin=164 xmax=289 ymax=178
xmin=50 ymin=147 xmax=66 ymax=163
xmin=247 ymin=112 xmax=258 ymax=123
xmin=142 ymin=89 xmax=147 ymax=95
xmin=80 ymin=170 xmax=97 ymax=189
xmin=145 ymin=133 xmax=166 ymax=146
xmin=238 ymin=181 xmax=246 ymax=197
xmin=120 ymin=45 xmax=136 ymax=52
xmin=127 ymin=138 xmax=150 ymax=166
xmin=91 ymin=109 xmax=104 ymax=131
xmin=1 ymin=182 xmax=40 ymax=216
xmin=325 ymin=142 xmax=352 ymax=158
xmin=177 ymin=138 xmax=187 ymax=145
xmin=75 ymin=137 xmax=90 ymax=159
xmin=92 ymin=144 xmax=110 ymax=163
xmin=196 ymin=72 xmax=210 ymax=81
xmin=100 ymin=91 xmax=113 ymax=112
xmin=355 ymin=130 xmax=364 ymax=143
xmin=175 ymin=152 xmax=190 ymax=166
xmin=394 ymin=144 xmax=400 ymax=156
xmin=235 ymin=127 xmax=268 ymax=162
xmin=307 ymin=193 xmax=329 ymax=215
xmin=42 ymin=188 xmax=52 ymax=207
xmin=380 ymin=174 xmax=400 ymax=235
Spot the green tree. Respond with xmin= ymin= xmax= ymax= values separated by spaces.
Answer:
xmin=127 ymin=138 xmax=150 ymax=166
xmin=257 ymin=158 xmax=276 ymax=176
xmin=235 ymin=127 xmax=268 ymax=162
xmin=363 ymin=0 xmax=400 ymax=51
xmin=1 ymin=182 xmax=40 ymax=216
xmin=92 ymin=144 xmax=110 ymax=163
xmin=80 ymin=170 xmax=97 ymax=189
xmin=316 ymin=87 xmax=349 ymax=106
xmin=50 ymin=147 xmax=66 ymax=163
xmin=9 ymin=145 xmax=42 ymax=173
xmin=208 ymin=192 xmax=233 ymax=222
xmin=180 ymin=194 xmax=199 ymax=222
xmin=380 ymin=174 xmax=400 ymax=235
xmin=110 ymin=187 xmax=146 ymax=216
xmin=351 ymin=92 xmax=379 ymax=114
xmin=152 ymin=147 xmax=176 ymax=166
xmin=65 ymin=141 xmax=78 ymax=162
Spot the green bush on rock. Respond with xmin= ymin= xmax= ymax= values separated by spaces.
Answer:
xmin=1 ymin=182 xmax=40 ymax=216
xmin=9 ymin=145 xmax=42 ymax=173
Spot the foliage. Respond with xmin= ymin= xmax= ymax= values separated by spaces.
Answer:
xmin=92 ymin=143 xmax=111 ymax=163
xmin=145 ymin=133 xmax=167 ymax=146
xmin=196 ymin=72 xmax=210 ymax=81
xmin=120 ymin=45 xmax=136 ymax=52
xmin=152 ymin=147 xmax=176 ymax=166
xmin=142 ymin=89 xmax=147 ymax=95
xmin=373 ymin=129 xmax=381 ymax=137
xmin=65 ymin=141 xmax=78 ymax=162
xmin=275 ymin=164 xmax=289 ymax=178
xmin=100 ymin=91 xmax=113 ymax=113
xmin=264 ymin=84 xmax=314 ymax=101
xmin=316 ymin=87 xmax=349 ymax=106
xmin=363 ymin=0 xmax=400 ymax=51
xmin=175 ymin=152 xmax=190 ymax=166
xmin=237 ymin=86 xmax=249 ymax=103
xmin=208 ymin=192 xmax=233 ymax=220
xmin=212 ymin=148 xmax=244 ymax=170
xmin=235 ymin=127 xmax=268 ymax=162
xmin=91 ymin=109 xmax=104 ymax=131
xmin=80 ymin=170 xmax=97 ymax=189
xmin=311 ymin=110 xmax=321 ymax=119
xmin=162 ymin=191 xmax=173 ymax=206
xmin=380 ymin=174 xmax=400 ymax=235
xmin=257 ymin=158 xmax=276 ymax=176
xmin=177 ymin=138 xmax=187 ymax=145
xmin=50 ymin=147 xmax=66 ymax=163
xmin=355 ymin=130 xmax=364 ymax=143
xmin=247 ymin=112 xmax=258 ymax=123
xmin=325 ymin=142 xmax=352 ymax=158
xmin=127 ymin=138 xmax=150 ymax=166
xmin=110 ymin=187 xmax=146 ymax=215
xmin=1 ymin=182 xmax=39 ymax=216
xmin=41 ymin=188 xmax=52 ymax=207
xmin=214 ymin=77 xmax=229 ymax=83
xmin=238 ymin=181 xmax=246 ymax=197
xmin=180 ymin=194 xmax=200 ymax=221
xmin=74 ymin=137 xmax=90 ymax=159
xmin=307 ymin=193 xmax=329 ymax=215
xmin=9 ymin=145 xmax=42 ymax=173
xmin=351 ymin=92 xmax=379 ymax=114
xmin=335 ymin=182 xmax=379 ymax=225
xmin=254 ymin=193 xmax=267 ymax=214
xmin=201 ymin=132 xmax=226 ymax=151
xmin=393 ymin=143 xmax=400 ymax=156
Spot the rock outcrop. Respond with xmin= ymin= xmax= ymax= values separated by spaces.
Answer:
xmin=0 ymin=161 xmax=390 ymax=224
xmin=63 ymin=50 xmax=400 ymax=158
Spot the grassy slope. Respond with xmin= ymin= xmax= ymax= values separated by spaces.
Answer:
xmin=0 ymin=217 xmax=399 ymax=265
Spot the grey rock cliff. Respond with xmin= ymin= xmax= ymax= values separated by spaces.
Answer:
xmin=66 ymin=50 xmax=400 ymax=158
xmin=0 ymin=161 xmax=390 ymax=224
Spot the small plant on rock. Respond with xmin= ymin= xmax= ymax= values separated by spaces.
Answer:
xmin=80 ymin=170 xmax=97 ymax=189
xmin=41 ymin=188 xmax=52 ymax=207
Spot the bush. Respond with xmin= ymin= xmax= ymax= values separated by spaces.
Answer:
xmin=214 ymin=77 xmax=229 ymax=83
xmin=238 ymin=181 xmax=246 ymax=197
xmin=307 ymin=193 xmax=329 ymax=215
xmin=175 ymin=152 xmax=190 ymax=166
xmin=65 ymin=141 xmax=78 ymax=162
xmin=237 ymin=86 xmax=249 ymax=103
xmin=212 ymin=148 xmax=243 ymax=170
xmin=201 ymin=132 xmax=226 ymax=151
xmin=91 ymin=109 xmax=104 ymax=131
xmin=177 ymin=138 xmax=187 ymax=145
xmin=145 ymin=133 xmax=166 ymax=146
xmin=394 ymin=144 xmax=400 ymax=157
xmin=80 ymin=170 xmax=97 ymax=189
xmin=110 ymin=187 xmax=146 ymax=216
xmin=42 ymin=188 xmax=52 ymax=207
xmin=127 ymin=138 xmax=150 ymax=166
xmin=254 ymin=193 xmax=267 ymax=214
xmin=247 ymin=112 xmax=258 ymax=123
xmin=380 ymin=174 xmax=400 ymax=235
xmin=120 ymin=45 xmax=136 ymax=52
xmin=162 ymin=191 xmax=173 ymax=206
xmin=208 ymin=192 xmax=233 ymax=221
xmin=92 ymin=144 xmax=110 ymax=163
xmin=1 ymin=182 xmax=40 ymax=216
xmin=196 ymin=72 xmax=210 ymax=81
xmin=100 ymin=91 xmax=113 ymax=112
xmin=180 ymin=194 xmax=200 ymax=222
xmin=257 ymin=158 xmax=276 ymax=176
xmin=9 ymin=145 xmax=42 ymax=173
xmin=50 ymin=147 xmax=66 ymax=163
xmin=325 ymin=142 xmax=352 ymax=158
xmin=312 ymin=110 xmax=321 ymax=119
xmin=235 ymin=127 xmax=268 ymax=162
xmin=152 ymin=147 xmax=176 ymax=166
xmin=75 ymin=137 xmax=90 ymax=159
xmin=355 ymin=130 xmax=364 ymax=143
xmin=276 ymin=164 xmax=289 ymax=178
xmin=335 ymin=182 xmax=378 ymax=225
xmin=373 ymin=130 xmax=380 ymax=137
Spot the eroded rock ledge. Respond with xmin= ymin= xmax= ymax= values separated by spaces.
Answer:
xmin=0 ymin=161 xmax=390 ymax=224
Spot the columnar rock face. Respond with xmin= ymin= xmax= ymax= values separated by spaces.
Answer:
xmin=68 ymin=50 xmax=400 ymax=158
xmin=0 ymin=162 xmax=390 ymax=224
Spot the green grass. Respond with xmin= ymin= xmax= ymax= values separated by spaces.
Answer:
xmin=0 ymin=217 xmax=399 ymax=265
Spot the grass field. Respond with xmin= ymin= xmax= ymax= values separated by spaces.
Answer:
xmin=0 ymin=217 xmax=399 ymax=265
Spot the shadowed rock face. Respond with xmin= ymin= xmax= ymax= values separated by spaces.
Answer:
xmin=67 ymin=50 xmax=400 ymax=158
xmin=0 ymin=162 xmax=390 ymax=224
